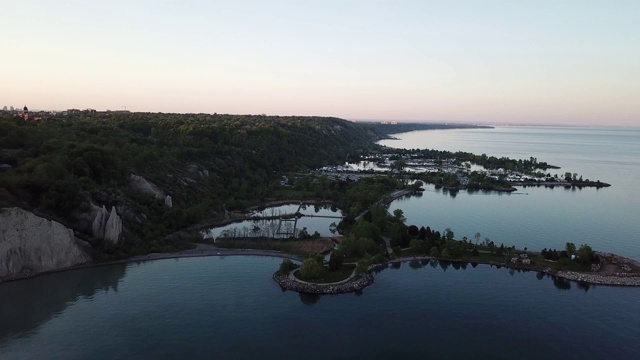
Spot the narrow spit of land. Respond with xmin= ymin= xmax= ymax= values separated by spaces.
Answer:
xmin=273 ymin=251 xmax=640 ymax=295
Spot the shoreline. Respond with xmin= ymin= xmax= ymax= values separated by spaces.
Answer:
xmin=275 ymin=253 xmax=640 ymax=296
xmin=4 ymin=245 xmax=639 ymax=289
xmin=375 ymin=255 xmax=640 ymax=287
xmin=0 ymin=243 xmax=304 ymax=284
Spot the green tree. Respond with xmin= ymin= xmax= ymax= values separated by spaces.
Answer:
xmin=565 ymin=242 xmax=576 ymax=258
xmin=430 ymin=246 xmax=439 ymax=257
xmin=298 ymin=227 xmax=310 ymax=239
xmin=350 ymin=219 xmax=382 ymax=243
xmin=339 ymin=236 xmax=380 ymax=259
xmin=392 ymin=209 xmax=406 ymax=223
xmin=410 ymin=239 xmax=426 ymax=254
xmin=392 ymin=246 xmax=402 ymax=257
xmin=355 ymin=254 xmax=372 ymax=275
xmin=444 ymin=228 xmax=454 ymax=241
xmin=393 ymin=159 xmax=406 ymax=171
xmin=299 ymin=258 xmax=325 ymax=279
xmin=279 ymin=259 xmax=295 ymax=274
xmin=328 ymin=250 xmax=344 ymax=271
xmin=577 ymin=244 xmax=594 ymax=265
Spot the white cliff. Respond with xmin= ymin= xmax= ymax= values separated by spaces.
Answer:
xmin=89 ymin=204 xmax=122 ymax=244
xmin=129 ymin=174 xmax=172 ymax=207
xmin=91 ymin=205 xmax=109 ymax=239
xmin=129 ymin=174 xmax=165 ymax=199
xmin=104 ymin=206 xmax=122 ymax=244
xmin=0 ymin=208 xmax=91 ymax=281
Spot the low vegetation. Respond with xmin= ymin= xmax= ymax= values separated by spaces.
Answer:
xmin=214 ymin=238 xmax=333 ymax=256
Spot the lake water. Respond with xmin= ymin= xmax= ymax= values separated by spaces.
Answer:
xmin=2 ymin=126 xmax=640 ymax=359
xmin=382 ymin=126 xmax=640 ymax=260
xmin=2 ymin=256 xmax=639 ymax=359
xmin=203 ymin=203 xmax=342 ymax=240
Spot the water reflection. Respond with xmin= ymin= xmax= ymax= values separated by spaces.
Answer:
xmin=408 ymin=260 xmax=423 ymax=269
xmin=204 ymin=203 xmax=343 ymax=240
xmin=552 ymin=276 xmax=572 ymax=290
xmin=379 ymin=260 xmax=597 ymax=293
xmin=577 ymin=281 xmax=593 ymax=292
xmin=0 ymin=264 xmax=127 ymax=340
xmin=439 ymin=260 xmax=450 ymax=272
xmin=299 ymin=292 xmax=320 ymax=306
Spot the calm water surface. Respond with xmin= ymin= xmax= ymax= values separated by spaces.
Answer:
xmin=2 ymin=126 xmax=639 ymax=359
xmin=382 ymin=126 xmax=640 ymax=260
xmin=203 ymin=203 xmax=342 ymax=240
xmin=1 ymin=256 xmax=639 ymax=360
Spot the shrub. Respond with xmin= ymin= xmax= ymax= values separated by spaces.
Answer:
xmin=328 ymin=250 xmax=344 ymax=271
xmin=279 ymin=259 xmax=296 ymax=274
xmin=430 ymin=246 xmax=439 ymax=257
xmin=300 ymin=258 xmax=325 ymax=279
xmin=392 ymin=246 xmax=402 ymax=257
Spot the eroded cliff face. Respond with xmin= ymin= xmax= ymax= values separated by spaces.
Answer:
xmin=129 ymin=174 xmax=165 ymax=200
xmin=0 ymin=208 xmax=91 ymax=281
xmin=89 ymin=205 xmax=122 ymax=244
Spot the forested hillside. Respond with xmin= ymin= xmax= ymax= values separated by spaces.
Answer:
xmin=0 ymin=112 xmax=382 ymax=254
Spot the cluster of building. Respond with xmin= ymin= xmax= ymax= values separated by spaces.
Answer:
xmin=0 ymin=105 xmax=115 ymax=122
xmin=315 ymin=151 xmax=565 ymax=188
xmin=1 ymin=106 xmax=44 ymax=121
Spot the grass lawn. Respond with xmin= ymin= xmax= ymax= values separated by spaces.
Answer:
xmin=294 ymin=264 xmax=356 ymax=284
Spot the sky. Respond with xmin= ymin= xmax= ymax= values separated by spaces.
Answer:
xmin=2 ymin=0 xmax=639 ymax=126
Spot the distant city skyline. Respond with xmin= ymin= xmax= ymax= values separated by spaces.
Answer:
xmin=2 ymin=0 xmax=639 ymax=126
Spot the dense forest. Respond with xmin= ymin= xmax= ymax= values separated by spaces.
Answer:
xmin=0 ymin=112 xmax=384 ymax=254
xmin=0 ymin=112 xmax=586 ymax=259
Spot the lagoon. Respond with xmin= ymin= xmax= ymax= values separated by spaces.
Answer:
xmin=203 ymin=203 xmax=343 ymax=240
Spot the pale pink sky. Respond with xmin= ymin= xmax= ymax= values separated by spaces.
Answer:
xmin=2 ymin=1 xmax=639 ymax=126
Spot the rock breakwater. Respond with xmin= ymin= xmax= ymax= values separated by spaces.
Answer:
xmin=554 ymin=270 xmax=640 ymax=286
xmin=273 ymin=272 xmax=374 ymax=294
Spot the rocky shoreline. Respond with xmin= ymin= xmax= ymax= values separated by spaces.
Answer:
xmin=273 ymin=272 xmax=374 ymax=294
xmin=552 ymin=270 xmax=640 ymax=286
xmin=273 ymin=251 xmax=640 ymax=296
